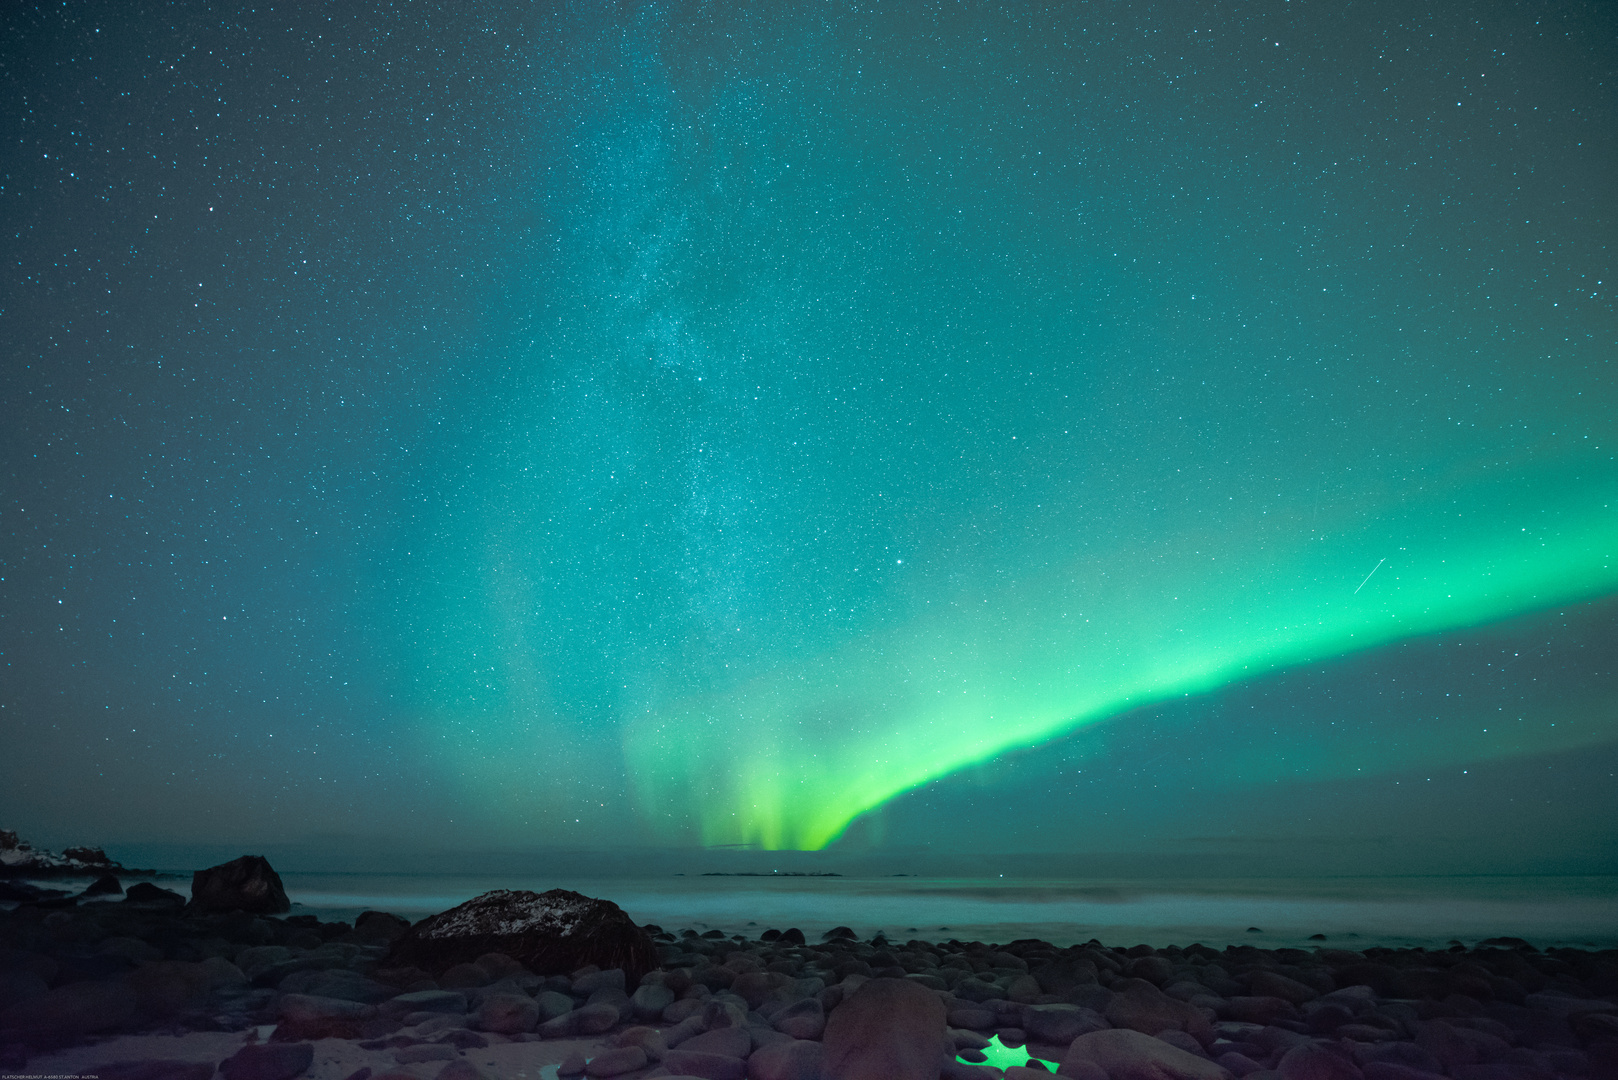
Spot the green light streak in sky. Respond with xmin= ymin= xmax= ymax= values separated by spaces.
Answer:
xmin=622 ymin=465 xmax=1618 ymax=850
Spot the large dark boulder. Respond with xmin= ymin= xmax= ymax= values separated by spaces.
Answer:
xmin=187 ymin=855 xmax=291 ymax=914
xmin=383 ymin=889 xmax=659 ymax=984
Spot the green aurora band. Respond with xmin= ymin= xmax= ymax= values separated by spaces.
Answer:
xmin=618 ymin=461 xmax=1617 ymax=850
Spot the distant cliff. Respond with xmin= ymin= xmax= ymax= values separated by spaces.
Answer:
xmin=0 ymin=830 xmax=152 ymax=877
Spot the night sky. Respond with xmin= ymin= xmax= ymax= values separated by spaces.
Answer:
xmin=3 ymin=1 xmax=1615 ymax=868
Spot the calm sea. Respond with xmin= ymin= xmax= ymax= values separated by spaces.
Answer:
xmin=50 ymin=872 xmax=1614 ymax=950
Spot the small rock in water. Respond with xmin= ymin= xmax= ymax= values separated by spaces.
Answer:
xmin=584 ymin=1046 xmax=647 ymax=1078
xmin=557 ymin=1052 xmax=588 ymax=1077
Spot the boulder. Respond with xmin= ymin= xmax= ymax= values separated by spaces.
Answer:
xmin=1277 ymin=1045 xmax=1362 ymax=1080
xmin=614 ymin=1025 xmax=669 ymax=1061
xmin=661 ymin=1049 xmax=748 ymax=1080
xmin=585 ymin=1046 xmax=647 ymax=1077
xmin=188 ymin=856 xmax=291 ymax=914
xmin=383 ymin=889 xmax=658 ymax=984
xmin=475 ymin=992 xmax=539 ymax=1034
xmin=82 ymin=873 xmax=124 ymax=897
xmin=821 ymin=977 xmax=947 ymax=1080
xmin=1023 ymin=1004 xmax=1109 ymax=1045
xmin=1107 ymin=979 xmax=1213 ymax=1041
xmin=219 ymin=1043 xmax=315 ymax=1080
xmin=380 ymin=989 xmax=467 ymax=1017
xmin=773 ymin=997 xmax=826 ymax=1040
xmin=632 ymin=982 xmax=676 ymax=1020
xmin=682 ymin=1026 xmax=753 ymax=1058
xmin=1063 ymin=1030 xmax=1233 ymax=1080
xmin=748 ymin=1039 xmax=823 ymax=1080
xmin=354 ymin=910 xmax=413 ymax=943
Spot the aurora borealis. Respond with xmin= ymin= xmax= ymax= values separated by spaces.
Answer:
xmin=3 ymin=1 xmax=1615 ymax=865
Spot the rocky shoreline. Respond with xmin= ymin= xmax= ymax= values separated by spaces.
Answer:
xmin=0 ymin=861 xmax=1614 ymax=1080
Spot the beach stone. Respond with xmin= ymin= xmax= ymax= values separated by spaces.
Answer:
xmin=474 ymin=952 xmax=529 ymax=981
xmin=1222 ymin=998 xmax=1299 ymax=1026
xmin=220 ymin=1042 xmax=315 ymax=1080
xmin=1056 ymin=1061 xmax=1110 ymax=1080
xmin=773 ymin=997 xmax=826 ymax=1040
xmin=441 ymin=963 xmax=493 ymax=988
xmin=394 ymin=1045 xmax=458 ymax=1063
xmin=748 ymin=1038 xmax=823 ymax=1080
xmin=1064 ymin=1030 xmax=1234 ymax=1080
xmin=101 ymin=935 xmax=164 ymax=964
xmin=614 ymin=1025 xmax=669 ymax=1061
xmin=96 ymin=1062 xmax=215 ymax=1080
xmin=534 ymin=989 xmax=574 ymax=1020
xmin=1157 ymin=1030 xmax=1211 ymax=1058
xmin=559 ymin=1051 xmax=587 ymax=1076
xmin=575 ymin=1001 xmax=622 ymax=1033
xmin=1024 ymin=1004 xmax=1109 ymax=1045
xmin=1218 ymin=1052 xmax=1267 ymax=1077
xmin=1 ymin=979 xmax=139 ymax=1044
xmin=705 ymin=999 xmax=749 ymax=1029
xmin=1131 ymin=957 xmax=1178 ymax=986
xmin=1108 ymin=980 xmax=1214 ymax=1041
xmin=1414 ymin=1021 xmax=1480 ymax=1072
xmin=1359 ymin=1066 xmax=1446 ymax=1080
xmin=189 ymin=855 xmax=291 ymax=914
xmin=435 ymin=1063 xmax=487 ymax=1080
xmin=586 ymin=1046 xmax=647 ymax=1077
xmin=1008 ymin=974 xmax=1046 ymax=1003
xmin=281 ymin=993 xmax=377 ymax=1022
xmin=949 ymin=1006 xmax=998 ymax=1030
xmin=575 ymin=968 xmax=627 ymax=995
xmin=662 ymin=1050 xmax=748 ymax=1080
xmin=475 ymin=992 xmax=539 ymax=1033
xmin=1277 ymin=1044 xmax=1361 ymax=1080
xmin=633 ymin=982 xmax=676 ymax=1019
xmin=382 ymin=989 xmax=467 ymax=1017
xmin=821 ymin=976 xmax=946 ymax=1080
xmin=683 ymin=1026 xmax=753 ymax=1058
xmin=384 ymin=889 xmax=658 ymax=984
xmin=1249 ymin=972 xmax=1320 ymax=1005
xmin=664 ymin=1014 xmax=707 ymax=1047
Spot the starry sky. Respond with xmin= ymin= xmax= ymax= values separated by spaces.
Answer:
xmin=3 ymin=0 xmax=1615 ymax=869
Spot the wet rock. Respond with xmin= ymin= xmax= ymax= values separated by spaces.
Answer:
xmin=535 ymin=989 xmax=575 ymax=1021
xmin=1063 ymin=1029 xmax=1234 ymax=1080
xmin=189 ymin=856 xmax=291 ymax=914
xmin=558 ymin=1051 xmax=587 ymax=1076
xmin=949 ymin=1006 xmax=997 ymax=1031
xmin=705 ymin=999 xmax=749 ymax=1030
xmin=821 ymin=977 xmax=947 ymax=1080
xmin=575 ymin=968 xmax=626 ymax=995
xmin=220 ymin=1042 xmax=316 ymax=1080
xmin=394 ymin=1045 xmax=458 ymax=1063
xmin=748 ymin=1038 xmax=823 ymax=1080
xmin=384 ymin=890 xmax=658 ymax=985
xmin=585 ymin=1046 xmax=647 ymax=1077
xmin=1218 ymin=1052 xmax=1267 ymax=1077
xmin=1359 ymin=1065 xmax=1446 ymax=1080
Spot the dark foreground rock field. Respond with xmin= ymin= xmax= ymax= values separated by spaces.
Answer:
xmin=1 ymin=883 xmax=1615 ymax=1080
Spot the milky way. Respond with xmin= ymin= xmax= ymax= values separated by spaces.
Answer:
xmin=3 ymin=1 xmax=1614 ymax=858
